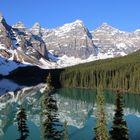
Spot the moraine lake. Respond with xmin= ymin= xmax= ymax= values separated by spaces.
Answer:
xmin=0 ymin=79 xmax=140 ymax=140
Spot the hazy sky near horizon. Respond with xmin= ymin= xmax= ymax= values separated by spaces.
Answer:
xmin=0 ymin=0 xmax=140 ymax=31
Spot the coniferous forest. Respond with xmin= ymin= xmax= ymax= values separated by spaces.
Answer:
xmin=60 ymin=50 xmax=140 ymax=93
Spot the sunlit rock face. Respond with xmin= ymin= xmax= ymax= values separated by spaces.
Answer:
xmin=92 ymin=23 xmax=140 ymax=56
xmin=42 ymin=20 xmax=96 ymax=59
xmin=1 ymin=15 xmax=140 ymax=75
xmin=0 ymin=15 xmax=49 ymax=72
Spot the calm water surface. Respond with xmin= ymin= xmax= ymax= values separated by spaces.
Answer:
xmin=0 ymin=79 xmax=140 ymax=140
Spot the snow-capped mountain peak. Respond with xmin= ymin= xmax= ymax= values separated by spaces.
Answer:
xmin=1 ymin=16 xmax=140 ymax=75
xmin=62 ymin=19 xmax=84 ymax=28
xmin=12 ymin=21 xmax=26 ymax=29
xmin=94 ymin=22 xmax=120 ymax=34
xmin=100 ymin=22 xmax=114 ymax=28
xmin=55 ymin=19 xmax=86 ymax=34
xmin=32 ymin=22 xmax=41 ymax=29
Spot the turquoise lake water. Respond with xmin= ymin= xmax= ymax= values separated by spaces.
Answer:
xmin=0 ymin=80 xmax=140 ymax=140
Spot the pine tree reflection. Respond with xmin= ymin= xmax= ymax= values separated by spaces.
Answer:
xmin=16 ymin=107 xmax=29 ymax=140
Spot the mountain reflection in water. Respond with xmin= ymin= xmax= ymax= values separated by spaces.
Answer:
xmin=0 ymin=79 xmax=140 ymax=140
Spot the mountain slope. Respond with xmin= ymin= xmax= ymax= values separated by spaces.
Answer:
xmin=60 ymin=50 xmax=140 ymax=93
xmin=0 ymin=57 xmax=23 ymax=75
xmin=42 ymin=20 xmax=96 ymax=58
xmin=92 ymin=23 xmax=140 ymax=56
xmin=1 ymin=15 xmax=140 ymax=75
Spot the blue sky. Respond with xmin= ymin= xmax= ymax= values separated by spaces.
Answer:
xmin=0 ymin=0 xmax=140 ymax=31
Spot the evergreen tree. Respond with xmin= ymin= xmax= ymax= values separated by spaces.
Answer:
xmin=16 ymin=107 xmax=29 ymax=140
xmin=63 ymin=120 xmax=69 ymax=140
xmin=94 ymin=86 xmax=109 ymax=140
xmin=110 ymin=91 xmax=129 ymax=140
xmin=41 ymin=74 xmax=62 ymax=140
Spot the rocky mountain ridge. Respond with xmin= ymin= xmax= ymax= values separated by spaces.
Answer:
xmin=0 ymin=15 xmax=140 ymax=75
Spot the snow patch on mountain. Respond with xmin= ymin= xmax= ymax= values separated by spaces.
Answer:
xmin=39 ymin=57 xmax=57 ymax=69
xmin=0 ymin=43 xmax=30 ymax=75
xmin=49 ymin=20 xmax=85 ymax=38
xmin=116 ymin=43 xmax=127 ymax=49
xmin=12 ymin=21 xmax=26 ymax=29
xmin=1 ymin=17 xmax=140 ymax=75
xmin=48 ymin=50 xmax=59 ymax=62
xmin=0 ymin=57 xmax=24 ymax=75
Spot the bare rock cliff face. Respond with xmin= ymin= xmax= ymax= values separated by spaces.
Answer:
xmin=92 ymin=23 xmax=140 ymax=56
xmin=42 ymin=20 xmax=96 ymax=59
xmin=0 ymin=15 xmax=140 ymax=74
xmin=0 ymin=16 xmax=48 ymax=66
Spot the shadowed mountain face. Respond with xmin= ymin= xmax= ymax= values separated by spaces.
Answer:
xmin=0 ymin=16 xmax=48 ymax=66
xmin=1 ymin=15 xmax=140 ymax=75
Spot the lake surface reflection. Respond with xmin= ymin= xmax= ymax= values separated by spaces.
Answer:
xmin=0 ymin=79 xmax=140 ymax=140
